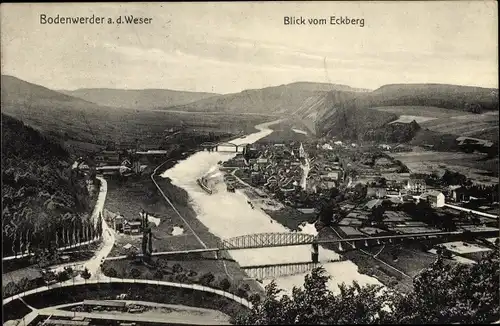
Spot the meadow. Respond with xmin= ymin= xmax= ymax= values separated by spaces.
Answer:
xmin=368 ymin=106 xmax=498 ymax=141
xmin=389 ymin=150 xmax=499 ymax=184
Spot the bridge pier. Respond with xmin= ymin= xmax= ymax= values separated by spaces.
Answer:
xmin=311 ymin=242 xmax=319 ymax=263
xmin=215 ymin=250 xmax=219 ymax=260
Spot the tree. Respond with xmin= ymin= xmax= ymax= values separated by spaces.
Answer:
xmin=18 ymin=277 xmax=31 ymax=293
xmin=105 ymin=267 xmax=118 ymax=278
xmin=219 ymin=278 xmax=231 ymax=291
xmin=147 ymin=229 xmax=153 ymax=255
xmin=141 ymin=231 xmax=148 ymax=257
xmin=233 ymin=253 xmax=500 ymax=325
xmin=56 ymin=270 xmax=70 ymax=283
xmin=369 ymin=204 xmax=386 ymax=224
xmin=199 ymin=272 xmax=215 ymax=286
xmin=42 ymin=270 xmax=56 ymax=284
xmin=175 ymin=273 xmax=188 ymax=283
xmin=130 ymin=268 xmax=141 ymax=279
xmin=392 ymin=251 xmax=499 ymax=324
xmin=316 ymin=198 xmax=336 ymax=227
xmin=237 ymin=286 xmax=249 ymax=299
xmin=172 ymin=263 xmax=183 ymax=274
xmin=153 ymin=270 xmax=164 ymax=280
xmin=353 ymin=183 xmax=367 ymax=201
xmin=126 ymin=249 xmax=138 ymax=260
xmin=81 ymin=267 xmax=91 ymax=282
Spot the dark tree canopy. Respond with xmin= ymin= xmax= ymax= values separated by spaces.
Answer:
xmin=233 ymin=250 xmax=499 ymax=324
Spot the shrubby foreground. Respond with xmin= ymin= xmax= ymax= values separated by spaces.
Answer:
xmin=233 ymin=250 xmax=499 ymax=324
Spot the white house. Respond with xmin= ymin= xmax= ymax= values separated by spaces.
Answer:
xmin=421 ymin=190 xmax=445 ymax=208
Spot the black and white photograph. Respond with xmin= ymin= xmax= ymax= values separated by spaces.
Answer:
xmin=1 ymin=2 xmax=499 ymax=325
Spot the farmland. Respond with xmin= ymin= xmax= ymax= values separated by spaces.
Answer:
xmin=419 ymin=111 xmax=499 ymax=141
xmin=389 ymin=149 xmax=499 ymax=184
xmin=369 ymin=106 xmax=499 ymax=142
xmin=369 ymin=105 xmax=474 ymax=118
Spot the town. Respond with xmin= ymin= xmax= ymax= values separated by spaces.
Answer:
xmin=216 ymin=137 xmax=498 ymax=287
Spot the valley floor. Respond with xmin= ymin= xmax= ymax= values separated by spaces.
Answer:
xmin=102 ymin=164 xmax=264 ymax=297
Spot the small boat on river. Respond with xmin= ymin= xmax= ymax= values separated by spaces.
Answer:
xmin=197 ymin=177 xmax=213 ymax=195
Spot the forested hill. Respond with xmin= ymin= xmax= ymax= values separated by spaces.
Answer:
xmin=2 ymin=114 xmax=97 ymax=257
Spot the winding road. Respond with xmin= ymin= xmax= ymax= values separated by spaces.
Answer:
xmin=3 ymin=177 xmax=110 ymax=262
xmin=4 ymin=175 xmax=252 ymax=326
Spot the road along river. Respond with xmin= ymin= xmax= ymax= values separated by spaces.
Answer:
xmin=161 ymin=120 xmax=381 ymax=294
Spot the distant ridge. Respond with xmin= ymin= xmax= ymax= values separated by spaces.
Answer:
xmin=59 ymin=88 xmax=220 ymax=110
xmin=316 ymin=83 xmax=499 ymax=144
xmin=163 ymin=82 xmax=369 ymax=115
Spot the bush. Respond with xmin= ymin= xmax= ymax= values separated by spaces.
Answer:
xmin=153 ymin=270 xmax=163 ymax=280
xmin=248 ymin=293 xmax=261 ymax=304
xmin=174 ymin=273 xmax=188 ymax=283
xmin=240 ymin=283 xmax=250 ymax=292
xmin=64 ymin=266 xmax=74 ymax=276
xmin=81 ymin=268 xmax=92 ymax=280
xmin=3 ymin=281 xmax=18 ymax=297
xmin=56 ymin=271 xmax=70 ymax=282
xmin=219 ymin=278 xmax=231 ymax=291
xmin=187 ymin=270 xmax=198 ymax=278
xmin=104 ymin=267 xmax=118 ymax=278
xmin=129 ymin=268 xmax=141 ymax=279
xmin=172 ymin=263 xmax=183 ymax=274
xmin=199 ymin=272 xmax=215 ymax=286
xmin=237 ymin=287 xmax=248 ymax=299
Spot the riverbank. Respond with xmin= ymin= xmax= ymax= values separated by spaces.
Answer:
xmin=102 ymin=145 xmax=265 ymax=299
xmin=152 ymin=166 xmax=265 ymax=295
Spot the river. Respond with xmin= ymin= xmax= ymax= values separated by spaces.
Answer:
xmin=161 ymin=120 xmax=381 ymax=295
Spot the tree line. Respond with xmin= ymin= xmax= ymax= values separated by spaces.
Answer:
xmin=233 ymin=250 xmax=499 ymax=324
xmin=2 ymin=114 xmax=99 ymax=256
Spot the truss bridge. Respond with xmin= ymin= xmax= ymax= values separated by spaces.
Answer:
xmin=221 ymin=232 xmax=317 ymax=250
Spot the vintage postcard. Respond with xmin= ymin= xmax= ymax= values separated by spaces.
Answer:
xmin=1 ymin=2 xmax=498 ymax=325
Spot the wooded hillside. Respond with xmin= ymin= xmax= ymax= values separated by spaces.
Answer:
xmin=2 ymin=114 xmax=98 ymax=257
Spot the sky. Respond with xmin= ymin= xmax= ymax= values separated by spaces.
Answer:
xmin=1 ymin=2 xmax=498 ymax=94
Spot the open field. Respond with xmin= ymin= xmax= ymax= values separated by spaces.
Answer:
xmin=369 ymin=106 xmax=475 ymax=118
xmin=102 ymin=167 xmax=263 ymax=296
xmin=256 ymin=120 xmax=311 ymax=144
xmin=101 ymin=255 xmax=252 ymax=295
xmin=419 ymin=111 xmax=499 ymax=141
xmin=105 ymin=178 xmax=205 ymax=256
xmin=373 ymin=245 xmax=438 ymax=279
xmin=389 ymin=115 xmax=438 ymax=124
xmin=389 ymin=149 xmax=499 ymax=183
xmin=368 ymin=106 xmax=498 ymax=141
